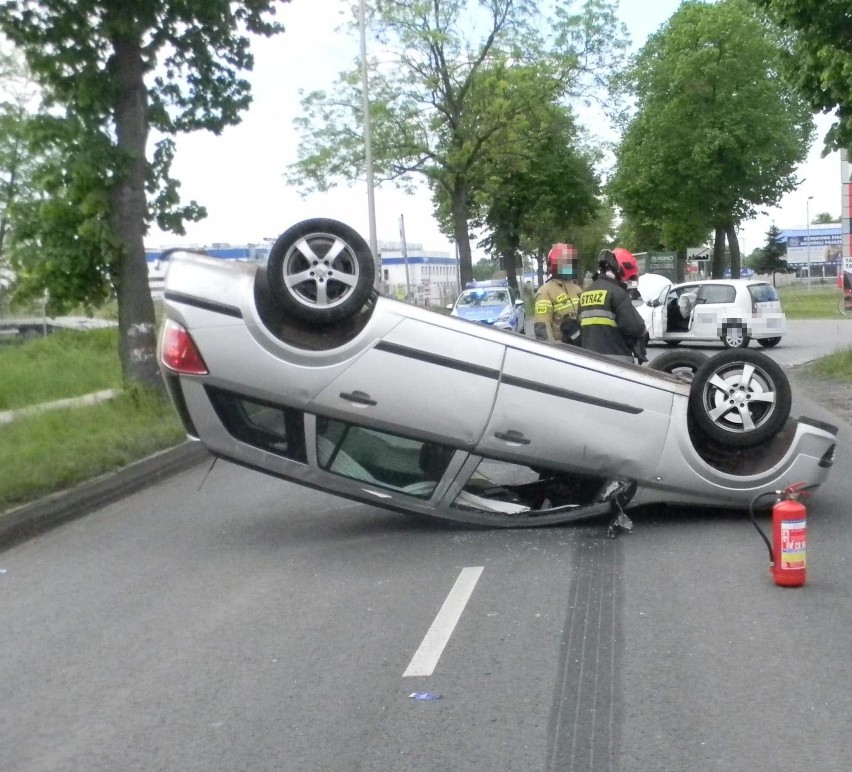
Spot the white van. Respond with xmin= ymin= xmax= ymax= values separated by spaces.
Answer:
xmin=637 ymin=276 xmax=786 ymax=348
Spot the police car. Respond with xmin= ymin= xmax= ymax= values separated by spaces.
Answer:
xmin=447 ymin=279 xmax=526 ymax=334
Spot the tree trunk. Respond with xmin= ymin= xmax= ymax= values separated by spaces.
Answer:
xmin=711 ymin=226 xmax=726 ymax=279
xmin=451 ymin=184 xmax=473 ymax=287
xmin=109 ymin=33 xmax=161 ymax=391
xmin=726 ymin=222 xmax=741 ymax=279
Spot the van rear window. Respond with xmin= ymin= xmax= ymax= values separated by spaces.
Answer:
xmin=748 ymin=284 xmax=779 ymax=303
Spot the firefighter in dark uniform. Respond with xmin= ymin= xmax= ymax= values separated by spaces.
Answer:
xmin=533 ymin=243 xmax=583 ymax=344
xmin=578 ymin=248 xmax=647 ymax=364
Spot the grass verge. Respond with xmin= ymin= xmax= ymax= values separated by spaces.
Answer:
xmin=0 ymin=386 xmax=185 ymax=512
xmin=776 ymin=283 xmax=846 ymax=319
xmin=0 ymin=328 xmax=121 ymax=410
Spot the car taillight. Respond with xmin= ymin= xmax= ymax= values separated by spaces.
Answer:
xmin=160 ymin=319 xmax=208 ymax=375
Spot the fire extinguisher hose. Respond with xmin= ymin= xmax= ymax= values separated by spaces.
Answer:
xmin=748 ymin=491 xmax=777 ymax=562
xmin=748 ymin=484 xmax=820 ymax=564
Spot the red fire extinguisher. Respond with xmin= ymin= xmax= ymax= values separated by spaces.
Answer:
xmin=749 ymin=482 xmax=810 ymax=587
xmin=770 ymin=483 xmax=808 ymax=587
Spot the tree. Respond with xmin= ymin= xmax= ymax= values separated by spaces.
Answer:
xmin=465 ymin=77 xmax=601 ymax=290
xmin=752 ymin=0 xmax=852 ymax=153
xmin=751 ymin=223 xmax=788 ymax=284
xmin=472 ymin=256 xmax=500 ymax=281
xmin=609 ymin=0 xmax=813 ymax=280
xmin=0 ymin=1 xmax=288 ymax=388
xmin=288 ymin=0 xmax=627 ymax=287
xmin=812 ymin=211 xmax=838 ymax=224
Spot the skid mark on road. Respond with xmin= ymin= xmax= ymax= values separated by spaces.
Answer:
xmin=547 ymin=533 xmax=623 ymax=772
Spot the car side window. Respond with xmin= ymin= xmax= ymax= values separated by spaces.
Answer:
xmin=206 ymin=387 xmax=307 ymax=463
xmin=698 ymin=284 xmax=736 ymax=304
xmin=451 ymin=457 xmax=606 ymax=515
xmin=316 ymin=418 xmax=455 ymax=500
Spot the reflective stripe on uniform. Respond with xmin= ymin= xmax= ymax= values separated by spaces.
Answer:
xmin=535 ymin=301 xmax=553 ymax=315
xmin=553 ymin=296 xmax=577 ymax=316
xmin=580 ymin=317 xmax=618 ymax=327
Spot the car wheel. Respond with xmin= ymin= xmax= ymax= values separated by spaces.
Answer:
xmin=688 ymin=349 xmax=791 ymax=449
xmin=266 ymin=218 xmax=376 ymax=324
xmin=757 ymin=337 xmax=782 ymax=348
xmin=649 ymin=349 xmax=709 ymax=383
xmin=720 ymin=322 xmax=750 ymax=349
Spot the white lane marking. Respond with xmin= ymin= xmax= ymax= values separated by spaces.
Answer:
xmin=403 ymin=566 xmax=484 ymax=678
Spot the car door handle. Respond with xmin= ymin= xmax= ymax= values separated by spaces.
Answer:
xmin=494 ymin=430 xmax=531 ymax=445
xmin=340 ymin=390 xmax=377 ymax=407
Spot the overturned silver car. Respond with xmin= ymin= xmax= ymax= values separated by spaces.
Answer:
xmin=158 ymin=219 xmax=837 ymax=527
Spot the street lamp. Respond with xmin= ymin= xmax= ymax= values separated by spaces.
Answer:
xmin=806 ymin=195 xmax=814 ymax=289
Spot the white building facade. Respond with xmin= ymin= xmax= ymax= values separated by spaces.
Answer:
xmin=377 ymin=241 xmax=460 ymax=307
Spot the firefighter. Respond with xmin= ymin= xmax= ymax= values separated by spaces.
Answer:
xmin=578 ymin=248 xmax=647 ymax=364
xmin=533 ymin=243 xmax=583 ymax=344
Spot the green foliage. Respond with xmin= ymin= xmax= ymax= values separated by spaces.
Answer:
xmin=467 ymin=72 xmax=602 ymax=286
xmin=751 ymin=223 xmax=788 ymax=277
xmin=812 ymin=211 xmax=838 ymax=224
xmin=752 ymin=0 xmax=852 ymax=153
xmin=288 ymin=0 xmax=628 ymax=285
xmin=472 ymin=257 xmax=500 ymax=281
xmin=0 ymin=1 xmax=289 ymax=385
xmin=610 ymin=0 xmax=813 ymax=261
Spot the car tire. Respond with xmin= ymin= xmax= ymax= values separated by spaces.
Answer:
xmin=649 ymin=349 xmax=709 ymax=383
xmin=688 ymin=349 xmax=792 ymax=449
xmin=757 ymin=337 xmax=782 ymax=348
xmin=266 ymin=218 xmax=376 ymax=324
xmin=720 ymin=322 xmax=750 ymax=349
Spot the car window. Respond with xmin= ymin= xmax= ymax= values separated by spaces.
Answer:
xmin=748 ymin=283 xmax=779 ymax=303
xmin=316 ymin=418 xmax=455 ymax=499
xmin=697 ymin=284 xmax=736 ymax=304
xmin=451 ymin=457 xmax=605 ymax=515
xmin=206 ymin=387 xmax=307 ymax=463
xmin=456 ymin=289 xmax=507 ymax=307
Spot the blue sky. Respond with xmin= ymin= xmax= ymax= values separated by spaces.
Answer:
xmin=148 ymin=0 xmax=841 ymax=256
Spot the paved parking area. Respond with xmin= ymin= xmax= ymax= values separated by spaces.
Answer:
xmin=646 ymin=318 xmax=852 ymax=368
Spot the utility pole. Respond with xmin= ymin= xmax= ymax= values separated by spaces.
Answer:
xmin=359 ymin=0 xmax=379 ymax=281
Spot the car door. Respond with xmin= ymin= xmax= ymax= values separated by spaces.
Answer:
xmin=691 ymin=283 xmax=738 ymax=338
xmin=308 ymin=316 xmax=504 ymax=447
xmin=475 ymin=346 xmax=673 ymax=480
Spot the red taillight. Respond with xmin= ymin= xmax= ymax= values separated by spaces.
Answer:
xmin=160 ymin=319 xmax=208 ymax=375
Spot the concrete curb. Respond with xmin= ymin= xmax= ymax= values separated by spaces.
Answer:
xmin=0 ymin=441 xmax=211 ymax=550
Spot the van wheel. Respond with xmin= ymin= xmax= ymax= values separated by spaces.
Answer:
xmin=757 ymin=337 xmax=781 ymax=348
xmin=721 ymin=322 xmax=750 ymax=349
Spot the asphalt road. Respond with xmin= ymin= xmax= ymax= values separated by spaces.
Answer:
xmin=2 ymin=320 xmax=852 ymax=771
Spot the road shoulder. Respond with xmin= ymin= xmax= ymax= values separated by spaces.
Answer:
xmin=0 ymin=441 xmax=209 ymax=550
